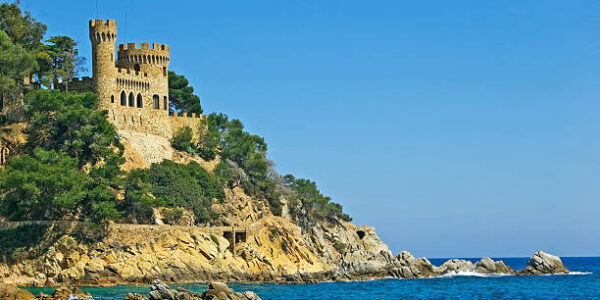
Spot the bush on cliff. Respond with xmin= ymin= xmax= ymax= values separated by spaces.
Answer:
xmin=170 ymin=126 xmax=195 ymax=152
xmin=123 ymin=160 xmax=224 ymax=224
xmin=206 ymin=113 xmax=283 ymax=215
xmin=283 ymin=174 xmax=351 ymax=222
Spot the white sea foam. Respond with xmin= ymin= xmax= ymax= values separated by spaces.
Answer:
xmin=568 ymin=271 xmax=592 ymax=275
xmin=542 ymin=271 xmax=593 ymax=276
xmin=435 ymin=271 xmax=513 ymax=278
xmin=436 ymin=271 xmax=593 ymax=278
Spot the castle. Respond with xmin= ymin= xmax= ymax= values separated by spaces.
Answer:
xmin=75 ymin=19 xmax=203 ymax=139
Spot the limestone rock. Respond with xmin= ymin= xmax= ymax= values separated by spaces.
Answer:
xmin=437 ymin=259 xmax=475 ymax=274
xmin=201 ymin=282 xmax=260 ymax=300
xmin=124 ymin=293 xmax=148 ymax=300
xmin=474 ymin=257 xmax=514 ymax=274
xmin=520 ymin=251 xmax=569 ymax=275
xmin=49 ymin=286 xmax=91 ymax=300
xmin=395 ymin=251 xmax=437 ymax=278
xmin=144 ymin=280 xmax=260 ymax=300
xmin=149 ymin=280 xmax=177 ymax=300
xmin=0 ymin=284 xmax=35 ymax=300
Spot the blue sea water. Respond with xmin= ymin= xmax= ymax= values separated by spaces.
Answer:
xmin=23 ymin=257 xmax=600 ymax=299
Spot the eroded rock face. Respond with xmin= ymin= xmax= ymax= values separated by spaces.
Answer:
xmin=520 ymin=251 xmax=569 ymax=275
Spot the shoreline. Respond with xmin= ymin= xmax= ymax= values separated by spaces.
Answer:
xmin=6 ymin=251 xmax=574 ymax=288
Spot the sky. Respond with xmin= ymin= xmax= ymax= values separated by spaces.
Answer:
xmin=19 ymin=0 xmax=600 ymax=258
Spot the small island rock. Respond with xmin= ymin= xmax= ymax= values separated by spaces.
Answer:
xmin=520 ymin=251 xmax=569 ymax=275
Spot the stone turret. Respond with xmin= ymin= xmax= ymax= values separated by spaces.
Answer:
xmin=89 ymin=19 xmax=117 ymax=110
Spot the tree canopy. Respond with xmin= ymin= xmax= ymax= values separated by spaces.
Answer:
xmin=23 ymin=90 xmax=121 ymax=167
xmin=37 ymin=35 xmax=85 ymax=90
xmin=0 ymin=30 xmax=35 ymax=105
xmin=0 ymin=2 xmax=46 ymax=51
xmin=168 ymin=71 xmax=203 ymax=114
xmin=0 ymin=3 xmax=84 ymax=94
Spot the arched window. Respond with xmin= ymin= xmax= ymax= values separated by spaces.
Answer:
xmin=134 ymin=64 xmax=140 ymax=73
xmin=110 ymin=95 xmax=114 ymax=103
xmin=120 ymin=91 xmax=126 ymax=106
xmin=163 ymin=96 xmax=168 ymax=110
xmin=136 ymin=93 xmax=143 ymax=108
xmin=128 ymin=92 xmax=134 ymax=107
xmin=153 ymin=95 xmax=160 ymax=109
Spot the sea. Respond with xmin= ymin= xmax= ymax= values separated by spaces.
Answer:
xmin=22 ymin=257 xmax=600 ymax=299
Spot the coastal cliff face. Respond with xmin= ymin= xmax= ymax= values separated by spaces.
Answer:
xmin=0 ymin=200 xmax=393 ymax=285
xmin=0 ymin=126 xmax=570 ymax=286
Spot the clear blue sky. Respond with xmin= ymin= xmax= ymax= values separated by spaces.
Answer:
xmin=21 ymin=0 xmax=600 ymax=258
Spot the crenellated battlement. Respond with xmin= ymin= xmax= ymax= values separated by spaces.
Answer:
xmin=89 ymin=19 xmax=117 ymax=43
xmin=118 ymin=42 xmax=170 ymax=52
xmin=117 ymin=42 xmax=170 ymax=68
xmin=170 ymin=111 xmax=203 ymax=119
xmin=89 ymin=19 xmax=117 ymax=28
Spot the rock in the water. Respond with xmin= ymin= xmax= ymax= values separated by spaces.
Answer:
xmin=474 ymin=257 xmax=515 ymax=274
xmin=124 ymin=293 xmax=149 ymax=300
xmin=149 ymin=280 xmax=178 ymax=300
xmin=521 ymin=251 xmax=569 ymax=275
xmin=0 ymin=284 xmax=35 ymax=300
xmin=395 ymin=251 xmax=437 ymax=278
xmin=201 ymin=282 xmax=260 ymax=300
xmin=437 ymin=259 xmax=475 ymax=274
xmin=35 ymin=286 xmax=92 ymax=300
xmin=145 ymin=280 xmax=260 ymax=300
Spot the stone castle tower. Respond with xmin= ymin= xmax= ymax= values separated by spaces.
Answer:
xmin=86 ymin=19 xmax=202 ymax=139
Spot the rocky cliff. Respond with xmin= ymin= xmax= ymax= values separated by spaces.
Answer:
xmin=0 ymin=125 xmax=571 ymax=286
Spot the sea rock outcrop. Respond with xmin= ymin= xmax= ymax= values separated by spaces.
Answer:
xmin=37 ymin=286 xmax=91 ymax=300
xmin=394 ymin=251 xmax=437 ymax=278
xmin=520 ymin=251 xmax=569 ymax=275
xmin=434 ymin=257 xmax=516 ymax=275
xmin=125 ymin=280 xmax=260 ymax=300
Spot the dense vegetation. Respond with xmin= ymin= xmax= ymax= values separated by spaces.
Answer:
xmin=121 ymin=160 xmax=224 ymax=224
xmin=0 ymin=2 xmax=351 ymax=226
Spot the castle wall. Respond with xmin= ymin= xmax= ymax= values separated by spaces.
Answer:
xmin=58 ymin=76 xmax=93 ymax=93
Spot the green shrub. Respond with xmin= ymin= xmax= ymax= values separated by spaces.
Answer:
xmin=170 ymin=126 xmax=194 ymax=152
